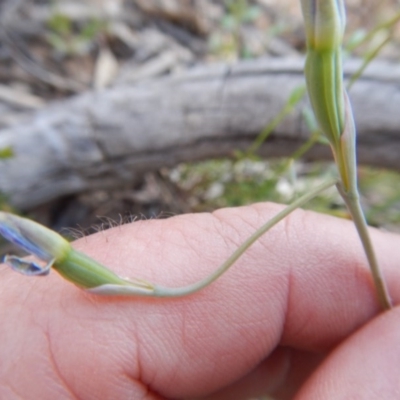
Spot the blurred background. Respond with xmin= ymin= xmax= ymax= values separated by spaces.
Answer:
xmin=0 ymin=0 xmax=399 ymax=246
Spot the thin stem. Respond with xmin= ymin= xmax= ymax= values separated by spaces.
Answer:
xmin=247 ymin=86 xmax=306 ymax=155
xmin=337 ymin=183 xmax=392 ymax=310
xmin=152 ymin=177 xmax=338 ymax=297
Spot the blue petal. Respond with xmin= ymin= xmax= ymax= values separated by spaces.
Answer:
xmin=0 ymin=224 xmax=50 ymax=260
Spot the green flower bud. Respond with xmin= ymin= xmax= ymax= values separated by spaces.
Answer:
xmin=301 ymin=0 xmax=346 ymax=51
xmin=300 ymin=0 xmax=346 ymax=146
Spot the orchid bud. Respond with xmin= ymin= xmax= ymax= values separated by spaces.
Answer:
xmin=301 ymin=0 xmax=346 ymax=51
xmin=0 ymin=212 xmax=71 ymax=263
xmin=300 ymin=0 xmax=346 ymax=147
xmin=0 ymin=211 xmax=155 ymax=294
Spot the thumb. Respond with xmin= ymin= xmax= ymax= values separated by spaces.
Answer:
xmin=296 ymin=306 xmax=400 ymax=399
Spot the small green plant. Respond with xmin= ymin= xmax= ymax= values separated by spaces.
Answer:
xmin=46 ymin=13 xmax=106 ymax=56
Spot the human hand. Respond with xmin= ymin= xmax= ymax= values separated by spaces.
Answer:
xmin=1 ymin=203 xmax=400 ymax=399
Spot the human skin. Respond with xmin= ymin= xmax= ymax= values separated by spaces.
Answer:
xmin=1 ymin=203 xmax=400 ymax=399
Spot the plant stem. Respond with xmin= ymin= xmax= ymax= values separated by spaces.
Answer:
xmin=151 ymin=177 xmax=338 ymax=297
xmin=336 ymin=183 xmax=392 ymax=310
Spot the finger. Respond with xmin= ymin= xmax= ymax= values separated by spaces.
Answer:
xmin=295 ymin=306 xmax=400 ymax=399
xmin=1 ymin=203 xmax=400 ymax=399
xmin=200 ymin=348 xmax=324 ymax=400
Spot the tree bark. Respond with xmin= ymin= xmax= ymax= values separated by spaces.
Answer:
xmin=0 ymin=57 xmax=399 ymax=210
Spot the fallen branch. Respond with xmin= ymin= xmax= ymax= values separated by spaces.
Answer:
xmin=0 ymin=57 xmax=399 ymax=210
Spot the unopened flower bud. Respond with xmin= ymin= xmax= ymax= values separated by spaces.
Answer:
xmin=301 ymin=0 xmax=346 ymax=51
xmin=300 ymin=0 xmax=347 ymax=146
xmin=0 ymin=212 xmax=71 ymax=262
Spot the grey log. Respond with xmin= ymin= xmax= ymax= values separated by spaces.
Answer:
xmin=0 ymin=57 xmax=399 ymax=210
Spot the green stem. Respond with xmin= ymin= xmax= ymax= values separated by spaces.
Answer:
xmin=152 ymin=177 xmax=338 ymax=297
xmin=247 ymin=86 xmax=306 ymax=155
xmin=336 ymin=183 xmax=392 ymax=310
